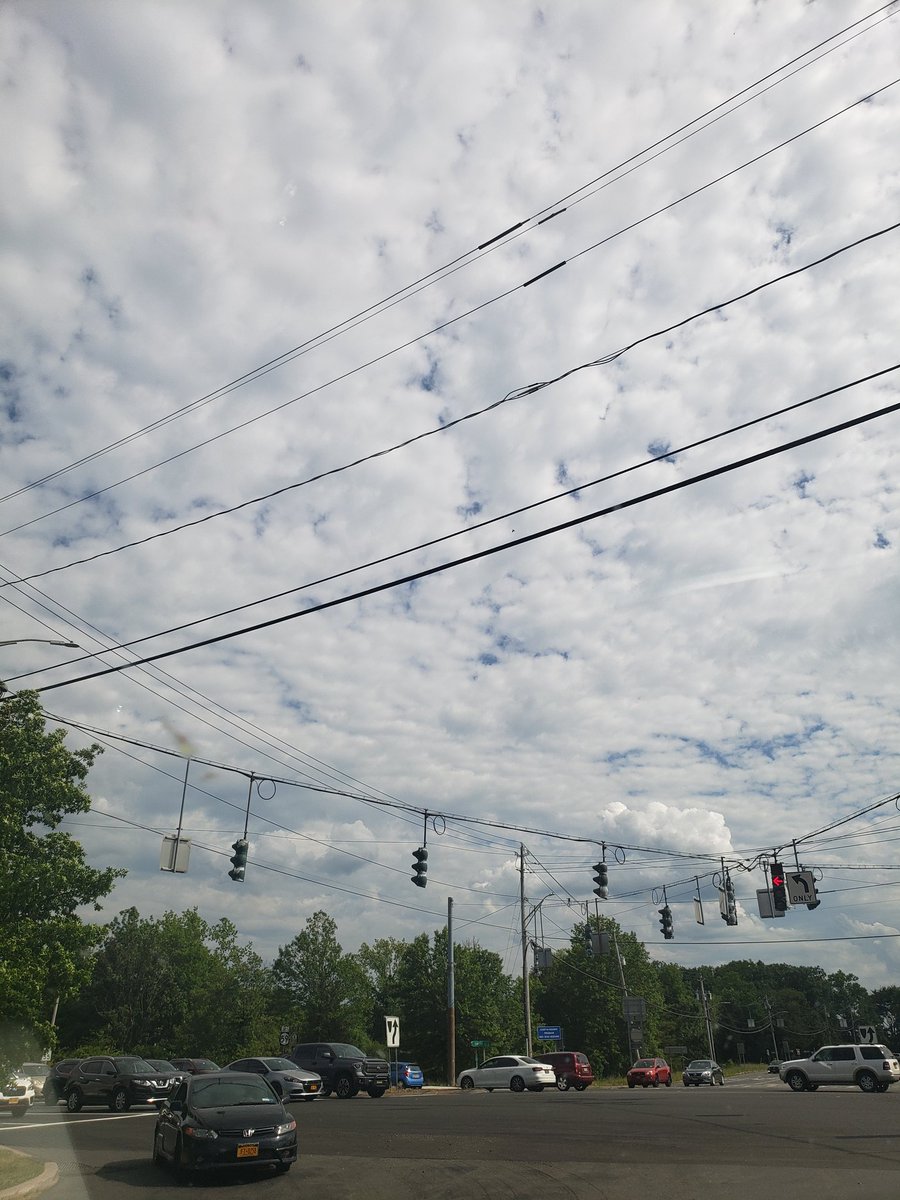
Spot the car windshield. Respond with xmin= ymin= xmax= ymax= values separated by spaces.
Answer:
xmin=192 ymin=1079 xmax=276 ymax=1107
xmin=115 ymin=1058 xmax=156 ymax=1074
xmin=328 ymin=1044 xmax=367 ymax=1058
xmin=21 ymin=1064 xmax=49 ymax=1076
xmin=634 ymin=1060 xmax=654 ymax=1068
xmin=260 ymin=1058 xmax=296 ymax=1071
xmin=688 ymin=1061 xmax=713 ymax=1069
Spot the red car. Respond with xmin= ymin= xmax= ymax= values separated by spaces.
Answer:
xmin=627 ymin=1057 xmax=672 ymax=1088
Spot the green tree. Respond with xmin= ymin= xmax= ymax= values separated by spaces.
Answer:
xmin=271 ymin=911 xmax=369 ymax=1044
xmin=0 ymin=690 xmax=122 ymax=1070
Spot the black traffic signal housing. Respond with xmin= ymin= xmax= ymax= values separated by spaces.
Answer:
xmin=592 ymin=861 xmax=609 ymax=899
xmin=228 ymin=838 xmax=248 ymax=882
xmin=721 ymin=874 xmax=738 ymax=926
xmin=659 ymin=904 xmax=674 ymax=940
xmin=771 ymin=862 xmax=788 ymax=912
xmin=411 ymin=846 xmax=428 ymax=888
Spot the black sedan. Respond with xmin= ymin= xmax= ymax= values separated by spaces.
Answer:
xmin=682 ymin=1059 xmax=725 ymax=1086
xmin=153 ymin=1072 xmax=297 ymax=1179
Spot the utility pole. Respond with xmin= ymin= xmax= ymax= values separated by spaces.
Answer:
xmin=698 ymin=975 xmax=717 ymax=1062
xmin=612 ymin=929 xmax=632 ymax=1065
xmin=520 ymin=844 xmax=532 ymax=1055
xmin=763 ymin=995 xmax=780 ymax=1062
xmin=447 ymin=897 xmax=456 ymax=1086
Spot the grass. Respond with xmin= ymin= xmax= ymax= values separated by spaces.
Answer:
xmin=596 ymin=1061 xmax=770 ymax=1089
xmin=0 ymin=1145 xmax=43 ymax=1191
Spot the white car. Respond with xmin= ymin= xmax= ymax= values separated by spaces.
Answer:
xmin=779 ymin=1044 xmax=900 ymax=1093
xmin=458 ymin=1055 xmax=556 ymax=1093
xmin=0 ymin=1072 xmax=35 ymax=1118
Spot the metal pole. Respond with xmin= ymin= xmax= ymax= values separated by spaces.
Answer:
xmin=173 ymin=758 xmax=191 ymax=864
xmin=699 ymin=975 xmax=717 ymax=1061
xmin=447 ymin=896 xmax=456 ymax=1085
xmin=612 ymin=930 xmax=631 ymax=1066
xmin=520 ymin=844 xmax=532 ymax=1055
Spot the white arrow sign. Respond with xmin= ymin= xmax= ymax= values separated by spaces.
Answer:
xmin=787 ymin=870 xmax=818 ymax=906
xmin=385 ymin=1015 xmax=400 ymax=1048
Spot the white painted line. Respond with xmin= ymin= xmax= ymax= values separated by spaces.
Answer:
xmin=0 ymin=1110 xmax=156 ymax=1133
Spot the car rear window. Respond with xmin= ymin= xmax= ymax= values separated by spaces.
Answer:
xmin=861 ymin=1046 xmax=892 ymax=1060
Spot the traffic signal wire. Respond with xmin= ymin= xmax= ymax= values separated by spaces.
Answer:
xmin=27 ymin=372 xmax=900 ymax=692
xmin=3 ymin=1 xmax=891 ymax=511
xmin=10 ymin=217 xmax=899 ymax=586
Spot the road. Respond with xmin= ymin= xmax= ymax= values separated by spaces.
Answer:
xmin=3 ymin=1072 xmax=900 ymax=1199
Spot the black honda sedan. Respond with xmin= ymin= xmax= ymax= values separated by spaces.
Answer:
xmin=152 ymin=1072 xmax=297 ymax=1178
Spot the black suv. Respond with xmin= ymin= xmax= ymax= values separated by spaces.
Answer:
xmin=290 ymin=1042 xmax=389 ymax=1099
xmin=43 ymin=1060 xmax=82 ymax=1105
xmin=63 ymin=1056 xmax=175 ymax=1112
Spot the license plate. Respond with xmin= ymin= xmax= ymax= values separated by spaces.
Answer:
xmin=236 ymin=1144 xmax=259 ymax=1159
xmin=308 ymin=1083 xmax=319 ymax=1092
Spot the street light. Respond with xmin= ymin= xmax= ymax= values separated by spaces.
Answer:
xmin=0 ymin=638 xmax=79 ymax=694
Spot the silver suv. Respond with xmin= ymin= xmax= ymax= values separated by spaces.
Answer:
xmin=779 ymin=1044 xmax=900 ymax=1093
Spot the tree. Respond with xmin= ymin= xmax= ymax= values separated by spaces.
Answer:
xmin=0 ymin=690 xmax=123 ymax=1070
xmin=271 ymin=911 xmax=369 ymax=1044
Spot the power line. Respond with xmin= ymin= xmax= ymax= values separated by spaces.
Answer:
xmin=27 ymin=376 xmax=900 ymax=691
xmin=5 ymin=75 xmax=896 ymax=540
xmin=4 ymin=1 xmax=891 ymax=511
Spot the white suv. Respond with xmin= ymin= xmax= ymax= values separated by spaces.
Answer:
xmin=779 ymin=1044 xmax=900 ymax=1093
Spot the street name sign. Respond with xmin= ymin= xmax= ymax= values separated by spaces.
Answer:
xmin=536 ymin=1025 xmax=562 ymax=1041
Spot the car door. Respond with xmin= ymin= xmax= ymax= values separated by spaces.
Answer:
xmin=806 ymin=1047 xmax=840 ymax=1083
xmin=76 ymin=1058 xmax=107 ymax=1104
xmin=159 ymin=1079 xmax=188 ymax=1157
xmin=471 ymin=1057 xmax=501 ymax=1087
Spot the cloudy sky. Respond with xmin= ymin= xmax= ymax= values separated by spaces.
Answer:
xmin=2 ymin=0 xmax=899 ymax=992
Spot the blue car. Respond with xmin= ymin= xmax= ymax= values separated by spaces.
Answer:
xmin=390 ymin=1062 xmax=424 ymax=1088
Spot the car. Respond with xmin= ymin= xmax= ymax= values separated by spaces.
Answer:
xmin=0 ymin=1072 xmax=35 ymax=1118
xmin=534 ymin=1051 xmax=594 ymax=1091
xmin=145 ymin=1059 xmax=189 ymax=1088
xmin=627 ymin=1057 xmax=672 ymax=1089
xmin=778 ymin=1044 xmax=900 ymax=1093
xmin=18 ymin=1063 xmax=50 ymax=1094
xmin=457 ymin=1055 xmax=556 ymax=1092
xmin=768 ymin=1060 xmax=782 ymax=1074
xmin=42 ymin=1059 xmax=82 ymax=1105
xmin=169 ymin=1058 xmax=221 ymax=1075
xmin=224 ymin=1057 xmax=323 ymax=1102
xmin=389 ymin=1061 xmax=424 ymax=1088
xmin=63 ymin=1055 xmax=176 ymax=1112
xmin=290 ymin=1042 xmax=389 ymax=1099
xmin=683 ymin=1059 xmax=725 ymax=1086
xmin=152 ymin=1071 xmax=297 ymax=1179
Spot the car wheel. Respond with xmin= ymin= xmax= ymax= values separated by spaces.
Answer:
xmin=857 ymin=1071 xmax=879 ymax=1093
xmin=65 ymin=1089 xmax=83 ymax=1112
xmin=367 ymin=1087 xmax=386 ymax=1098
xmin=556 ymin=1077 xmax=571 ymax=1092
xmin=460 ymin=1076 xmax=475 ymax=1090
xmin=335 ymin=1075 xmax=357 ymax=1099
xmin=785 ymin=1070 xmax=808 ymax=1092
xmin=110 ymin=1087 xmax=131 ymax=1113
xmin=509 ymin=1075 xmax=526 ymax=1093
xmin=575 ymin=1083 xmax=588 ymax=1091
xmin=665 ymin=1078 xmax=672 ymax=1087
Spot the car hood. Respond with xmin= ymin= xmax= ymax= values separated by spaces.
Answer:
xmin=192 ymin=1103 xmax=288 ymax=1130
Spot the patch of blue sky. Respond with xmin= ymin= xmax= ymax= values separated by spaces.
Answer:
xmin=479 ymin=652 xmax=499 ymax=666
xmin=419 ymin=358 xmax=439 ymax=392
xmin=647 ymin=439 xmax=676 ymax=463
xmin=874 ymin=529 xmax=890 ymax=549
xmin=792 ymin=470 xmax=815 ymax=498
xmin=282 ymin=697 xmax=315 ymax=723
xmin=457 ymin=498 xmax=482 ymax=520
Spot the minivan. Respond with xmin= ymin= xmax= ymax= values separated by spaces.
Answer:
xmin=534 ymin=1050 xmax=593 ymax=1091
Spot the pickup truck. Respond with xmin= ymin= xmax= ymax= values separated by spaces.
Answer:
xmin=289 ymin=1042 xmax=389 ymax=1098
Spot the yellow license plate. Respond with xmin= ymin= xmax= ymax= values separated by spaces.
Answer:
xmin=236 ymin=1144 xmax=259 ymax=1159
xmin=309 ymin=1083 xmax=319 ymax=1091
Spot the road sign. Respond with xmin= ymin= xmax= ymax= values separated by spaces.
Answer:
xmin=279 ymin=1033 xmax=290 ymax=1046
xmin=858 ymin=1026 xmax=877 ymax=1044
xmin=757 ymin=889 xmax=785 ymax=918
xmin=623 ymin=996 xmax=646 ymax=1021
xmin=385 ymin=1015 xmax=400 ymax=1048
xmin=788 ymin=870 xmax=818 ymax=906
xmin=470 ymin=1039 xmax=490 ymax=1047
xmin=536 ymin=1025 xmax=562 ymax=1041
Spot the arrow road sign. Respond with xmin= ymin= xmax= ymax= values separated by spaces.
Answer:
xmin=787 ymin=870 xmax=818 ymax=906
xmin=385 ymin=1015 xmax=400 ymax=1048
xmin=858 ymin=1026 xmax=877 ymax=1044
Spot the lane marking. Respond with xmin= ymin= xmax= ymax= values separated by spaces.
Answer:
xmin=0 ymin=1110 xmax=156 ymax=1133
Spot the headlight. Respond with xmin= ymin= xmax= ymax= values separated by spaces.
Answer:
xmin=275 ymin=1118 xmax=296 ymax=1135
xmin=184 ymin=1126 xmax=218 ymax=1139
xmin=283 ymin=1075 xmax=299 ymax=1082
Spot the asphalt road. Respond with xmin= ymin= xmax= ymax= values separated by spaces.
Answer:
xmin=3 ymin=1072 xmax=900 ymax=1199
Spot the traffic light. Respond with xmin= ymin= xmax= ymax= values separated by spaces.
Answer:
xmin=721 ymin=874 xmax=738 ymax=926
xmin=411 ymin=846 xmax=428 ymax=888
xmin=592 ymin=861 xmax=609 ymax=899
xmin=583 ymin=924 xmax=595 ymax=954
xmin=228 ymin=838 xmax=248 ymax=882
xmin=771 ymin=862 xmax=788 ymax=912
xmin=659 ymin=905 xmax=674 ymax=940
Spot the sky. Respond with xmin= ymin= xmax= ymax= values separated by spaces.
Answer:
xmin=2 ymin=0 xmax=900 ymax=995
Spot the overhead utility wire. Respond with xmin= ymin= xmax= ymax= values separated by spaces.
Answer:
xmin=18 ymin=365 xmax=900 ymax=690
xmin=13 ymin=218 xmax=899 ymax=585
xmin=3 ymin=1 xmax=891 ymax=509
xmin=6 ymin=75 xmax=896 ymax=541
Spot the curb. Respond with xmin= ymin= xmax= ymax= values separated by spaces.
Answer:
xmin=0 ymin=1147 xmax=59 ymax=1200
